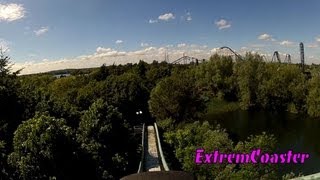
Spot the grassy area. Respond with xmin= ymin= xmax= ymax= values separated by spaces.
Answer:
xmin=205 ymin=98 xmax=240 ymax=115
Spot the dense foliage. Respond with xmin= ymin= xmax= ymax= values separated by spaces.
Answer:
xmin=0 ymin=51 xmax=318 ymax=179
xmin=8 ymin=113 xmax=84 ymax=180
xmin=164 ymin=122 xmax=278 ymax=179
xmin=149 ymin=70 xmax=205 ymax=124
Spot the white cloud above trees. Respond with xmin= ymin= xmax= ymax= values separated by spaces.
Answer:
xmin=0 ymin=3 xmax=25 ymax=22
xmin=34 ymin=27 xmax=49 ymax=36
xmin=215 ymin=19 xmax=231 ymax=30
xmin=158 ymin=13 xmax=175 ymax=21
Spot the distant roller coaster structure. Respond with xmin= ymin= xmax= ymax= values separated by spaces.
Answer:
xmin=218 ymin=46 xmax=295 ymax=64
xmin=300 ymin=42 xmax=305 ymax=72
xmin=171 ymin=54 xmax=199 ymax=64
xmin=219 ymin=46 xmax=244 ymax=60
xmin=171 ymin=46 xmax=244 ymax=64
xmin=271 ymin=51 xmax=281 ymax=63
xmin=285 ymin=54 xmax=291 ymax=63
xmin=271 ymin=51 xmax=292 ymax=63
xmin=169 ymin=43 xmax=306 ymax=70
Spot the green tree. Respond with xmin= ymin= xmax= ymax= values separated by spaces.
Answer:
xmin=77 ymin=99 xmax=132 ymax=179
xmin=230 ymin=132 xmax=278 ymax=180
xmin=0 ymin=140 xmax=10 ymax=179
xmin=76 ymin=81 xmax=104 ymax=111
xmin=149 ymin=70 xmax=205 ymax=124
xmin=234 ymin=53 xmax=266 ymax=109
xmin=165 ymin=122 xmax=279 ymax=180
xmin=134 ymin=60 xmax=148 ymax=78
xmin=8 ymin=113 xmax=94 ymax=180
xmin=0 ymin=50 xmax=23 ymax=178
xmin=307 ymin=72 xmax=320 ymax=117
xmin=47 ymin=76 xmax=89 ymax=127
xmin=103 ymin=72 xmax=150 ymax=125
xmin=194 ymin=54 xmax=237 ymax=101
xmin=17 ymin=74 xmax=56 ymax=120
xmin=0 ymin=50 xmax=22 ymax=131
xmin=145 ymin=62 xmax=172 ymax=90
xmin=164 ymin=121 xmax=233 ymax=180
xmin=257 ymin=64 xmax=306 ymax=112
xmin=91 ymin=64 xmax=110 ymax=81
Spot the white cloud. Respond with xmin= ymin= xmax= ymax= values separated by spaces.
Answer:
xmin=130 ymin=47 xmax=157 ymax=55
xmin=250 ymin=44 xmax=267 ymax=48
xmin=149 ymin=19 xmax=158 ymax=24
xmin=215 ymin=19 xmax=231 ymax=30
xmin=184 ymin=12 xmax=192 ymax=21
xmin=190 ymin=44 xmax=208 ymax=49
xmin=177 ymin=43 xmax=187 ymax=48
xmin=158 ymin=47 xmax=166 ymax=52
xmin=96 ymin=47 xmax=126 ymax=57
xmin=28 ymin=53 xmax=37 ymax=58
xmin=192 ymin=49 xmax=204 ymax=53
xmin=115 ymin=40 xmax=123 ymax=44
xmin=307 ymin=43 xmax=319 ymax=48
xmin=258 ymin=33 xmax=276 ymax=41
xmin=210 ymin=48 xmax=220 ymax=54
xmin=141 ymin=42 xmax=149 ymax=47
xmin=261 ymin=53 xmax=273 ymax=57
xmin=0 ymin=3 xmax=25 ymax=22
xmin=280 ymin=40 xmax=294 ymax=46
xmin=142 ymin=46 xmax=156 ymax=52
xmin=158 ymin=13 xmax=175 ymax=21
xmin=34 ymin=27 xmax=49 ymax=36
xmin=305 ymin=36 xmax=320 ymax=48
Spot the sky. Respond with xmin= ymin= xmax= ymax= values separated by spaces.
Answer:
xmin=0 ymin=0 xmax=320 ymax=74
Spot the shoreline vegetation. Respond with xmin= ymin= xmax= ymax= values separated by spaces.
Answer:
xmin=206 ymin=99 xmax=240 ymax=115
xmin=1 ymin=52 xmax=319 ymax=179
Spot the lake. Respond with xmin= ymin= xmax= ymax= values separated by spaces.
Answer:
xmin=206 ymin=110 xmax=320 ymax=176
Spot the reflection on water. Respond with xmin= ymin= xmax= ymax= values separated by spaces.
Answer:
xmin=206 ymin=110 xmax=320 ymax=176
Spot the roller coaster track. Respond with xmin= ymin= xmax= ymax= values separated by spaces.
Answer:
xmin=272 ymin=51 xmax=281 ymax=63
xmin=271 ymin=51 xmax=292 ymax=63
xmin=137 ymin=123 xmax=170 ymax=173
xmin=285 ymin=54 xmax=291 ymax=63
xmin=171 ymin=55 xmax=199 ymax=64
xmin=219 ymin=46 xmax=244 ymax=60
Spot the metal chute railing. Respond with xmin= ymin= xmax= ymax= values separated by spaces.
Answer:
xmin=137 ymin=124 xmax=145 ymax=173
xmin=154 ymin=123 xmax=170 ymax=171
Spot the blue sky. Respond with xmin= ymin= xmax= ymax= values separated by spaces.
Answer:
xmin=0 ymin=0 xmax=320 ymax=74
